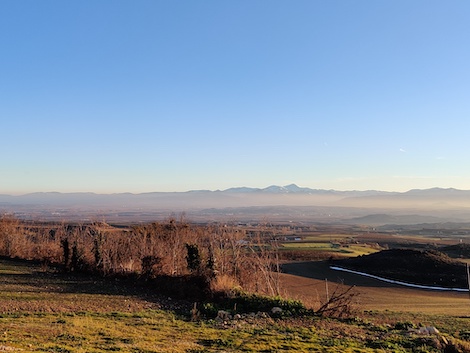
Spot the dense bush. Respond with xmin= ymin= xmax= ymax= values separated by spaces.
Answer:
xmin=202 ymin=290 xmax=313 ymax=318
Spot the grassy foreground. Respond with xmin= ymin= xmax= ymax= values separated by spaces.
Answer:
xmin=1 ymin=258 xmax=470 ymax=352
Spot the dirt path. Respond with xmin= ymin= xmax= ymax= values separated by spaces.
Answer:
xmin=281 ymin=261 xmax=470 ymax=315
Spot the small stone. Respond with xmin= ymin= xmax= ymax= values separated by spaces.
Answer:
xmin=256 ymin=311 xmax=269 ymax=318
xmin=418 ymin=327 xmax=429 ymax=335
xmin=217 ymin=310 xmax=232 ymax=320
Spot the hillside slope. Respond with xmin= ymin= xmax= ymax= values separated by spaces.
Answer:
xmin=333 ymin=249 xmax=468 ymax=288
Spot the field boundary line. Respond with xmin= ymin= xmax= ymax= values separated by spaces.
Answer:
xmin=330 ymin=266 xmax=469 ymax=292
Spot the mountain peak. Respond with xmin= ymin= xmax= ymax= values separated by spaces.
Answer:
xmin=262 ymin=185 xmax=289 ymax=193
xmin=284 ymin=183 xmax=301 ymax=191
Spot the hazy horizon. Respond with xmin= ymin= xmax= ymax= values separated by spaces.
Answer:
xmin=2 ymin=184 xmax=470 ymax=197
xmin=3 ymin=184 xmax=470 ymax=225
xmin=2 ymin=1 xmax=470 ymax=195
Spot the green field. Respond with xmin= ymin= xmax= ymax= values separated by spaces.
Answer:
xmin=280 ymin=241 xmax=379 ymax=257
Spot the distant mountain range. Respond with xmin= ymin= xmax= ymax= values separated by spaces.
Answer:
xmin=4 ymin=184 xmax=469 ymax=198
xmin=220 ymin=184 xmax=392 ymax=195
xmin=1 ymin=185 xmax=470 ymax=224
xmin=1 ymin=184 xmax=470 ymax=209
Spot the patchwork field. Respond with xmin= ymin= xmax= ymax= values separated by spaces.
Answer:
xmin=280 ymin=242 xmax=379 ymax=257
xmin=279 ymin=229 xmax=470 ymax=316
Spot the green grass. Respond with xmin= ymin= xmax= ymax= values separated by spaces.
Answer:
xmin=282 ymin=242 xmax=333 ymax=249
xmin=6 ymin=310 xmax=463 ymax=353
xmin=0 ymin=311 xmax=202 ymax=352
xmin=0 ymin=310 xmax=386 ymax=352
xmin=281 ymin=242 xmax=379 ymax=257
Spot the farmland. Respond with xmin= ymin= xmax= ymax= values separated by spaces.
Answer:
xmin=277 ymin=224 xmax=470 ymax=315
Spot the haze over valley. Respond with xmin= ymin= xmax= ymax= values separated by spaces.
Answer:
xmin=2 ymin=184 xmax=470 ymax=225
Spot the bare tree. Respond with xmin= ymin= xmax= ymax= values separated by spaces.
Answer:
xmin=247 ymin=229 xmax=281 ymax=296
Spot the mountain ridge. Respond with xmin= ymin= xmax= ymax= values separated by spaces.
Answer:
xmin=1 ymin=185 xmax=470 ymax=224
xmin=3 ymin=185 xmax=468 ymax=198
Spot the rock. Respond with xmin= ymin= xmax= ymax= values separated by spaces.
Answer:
xmin=271 ymin=307 xmax=283 ymax=315
xmin=256 ymin=311 xmax=269 ymax=318
xmin=417 ymin=327 xmax=430 ymax=335
xmin=216 ymin=310 xmax=232 ymax=321
xmin=416 ymin=326 xmax=440 ymax=335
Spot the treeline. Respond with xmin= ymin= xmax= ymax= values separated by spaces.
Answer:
xmin=0 ymin=215 xmax=280 ymax=296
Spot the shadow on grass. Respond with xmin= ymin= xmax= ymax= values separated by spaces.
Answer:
xmin=0 ymin=256 xmax=203 ymax=314
xmin=282 ymin=260 xmax=405 ymax=288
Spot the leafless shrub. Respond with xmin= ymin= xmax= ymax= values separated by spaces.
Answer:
xmin=237 ymin=225 xmax=282 ymax=296
xmin=0 ymin=215 xmax=290 ymax=299
xmin=0 ymin=215 xmax=23 ymax=257
xmin=316 ymin=283 xmax=358 ymax=318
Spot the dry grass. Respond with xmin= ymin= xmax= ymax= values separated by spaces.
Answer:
xmin=209 ymin=273 xmax=241 ymax=294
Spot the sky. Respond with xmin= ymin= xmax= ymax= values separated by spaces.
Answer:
xmin=1 ymin=1 xmax=470 ymax=194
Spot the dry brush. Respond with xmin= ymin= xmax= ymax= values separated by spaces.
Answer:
xmin=0 ymin=215 xmax=282 ymax=297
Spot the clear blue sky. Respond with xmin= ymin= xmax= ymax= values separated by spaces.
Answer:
xmin=1 ymin=1 xmax=469 ymax=194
